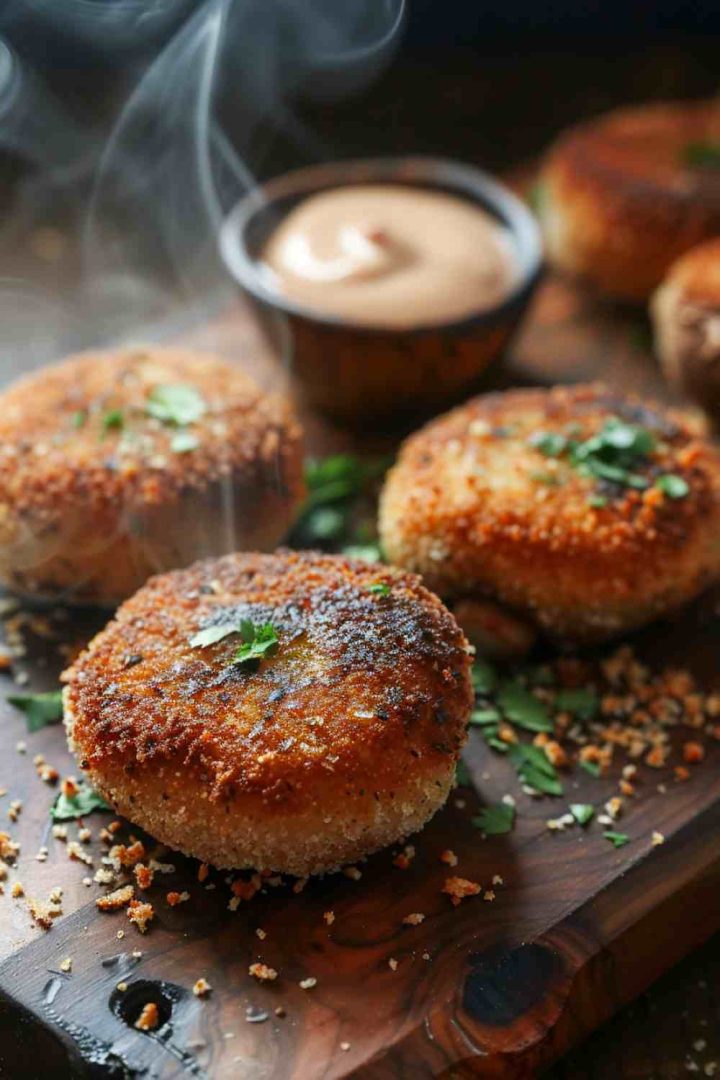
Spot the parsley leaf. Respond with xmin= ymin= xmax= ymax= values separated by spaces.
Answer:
xmin=71 ymin=410 xmax=87 ymax=429
xmin=146 ymin=384 xmax=207 ymax=426
xmin=555 ymin=687 xmax=599 ymax=722
xmin=580 ymin=760 xmax=601 ymax=778
xmin=7 ymin=690 xmax=63 ymax=732
xmin=368 ymin=582 xmax=391 ymax=597
xmin=233 ymin=622 xmax=279 ymax=666
xmin=497 ymin=680 xmax=553 ymax=732
xmin=190 ymin=623 xmax=239 ymax=648
xmin=472 ymin=802 xmax=515 ymax=836
xmin=472 ymin=659 xmax=498 ymax=695
xmin=570 ymin=803 xmax=595 ymax=826
xmin=170 ymin=431 xmax=199 ymax=454
xmin=470 ymin=707 xmax=502 ymax=727
xmin=529 ymin=431 xmax=567 ymax=458
xmin=603 ymin=830 xmax=630 ymax=849
xmin=655 ymin=474 xmax=689 ymax=499
xmin=508 ymin=742 xmax=557 ymax=779
xmin=454 ymin=759 xmax=473 ymax=787
xmin=102 ymin=409 xmax=124 ymax=434
xmin=51 ymin=784 xmax=110 ymax=821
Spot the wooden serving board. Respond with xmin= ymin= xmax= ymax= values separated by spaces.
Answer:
xmin=1 ymin=276 xmax=720 ymax=1079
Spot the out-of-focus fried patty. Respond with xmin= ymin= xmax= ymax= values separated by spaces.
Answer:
xmin=539 ymin=99 xmax=720 ymax=301
xmin=652 ymin=238 xmax=720 ymax=416
xmin=62 ymin=550 xmax=472 ymax=875
xmin=0 ymin=347 xmax=304 ymax=605
xmin=379 ymin=384 xmax=720 ymax=643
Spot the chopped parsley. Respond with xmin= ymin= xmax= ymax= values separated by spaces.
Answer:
xmin=555 ymin=687 xmax=599 ymax=722
xmin=472 ymin=802 xmax=515 ymax=836
xmin=528 ymin=416 xmax=663 ymax=495
xmin=101 ymin=409 xmax=124 ymax=434
xmin=170 ymin=431 xmax=199 ymax=454
xmin=232 ymin=621 xmax=279 ymax=666
xmin=580 ymin=760 xmax=601 ymax=778
xmin=469 ymin=707 xmax=502 ymax=727
xmin=655 ymin=474 xmax=689 ymax=499
xmin=570 ymin=803 xmax=595 ymax=826
xmin=472 ymin=659 xmax=497 ymax=695
xmin=146 ymin=384 xmax=207 ymax=426
xmin=509 ymin=743 xmax=563 ymax=795
xmin=588 ymin=494 xmax=607 ymax=508
xmin=683 ymin=142 xmax=720 ymax=169
xmin=290 ymin=454 xmax=390 ymax=552
xmin=7 ymin=690 xmax=63 ymax=732
xmin=71 ymin=409 xmax=87 ymax=429
xmin=496 ymin=680 xmax=553 ymax=733
xmin=51 ymin=784 xmax=110 ymax=821
xmin=367 ymin=582 xmax=391 ymax=597
xmin=190 ymin=619 xmax=279 ymax=666
xmin=603 ymin=830 xmax=630 ymax=849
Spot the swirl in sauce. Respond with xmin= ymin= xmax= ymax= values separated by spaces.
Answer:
xmin=260 ymin=184 xmax=519 ymax=329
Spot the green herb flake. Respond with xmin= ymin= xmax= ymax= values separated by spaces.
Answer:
xmin=233 ymin=621 xmax=279 ymax=666
xmin=146 ymin=384 xmax=207 ymax=426
xmin=472 ymin=802 xmax=515 ymax=836
xmin=497 ymin=680 xmax=553 ymax=732
xmin=71 ymin=409 xmax=87 ymax=429
xmin=472 ymin=659 xmax=498 ymax=696
xmin=470 ymin=707 xmax=502 ymax=727
xmin=570 ymin=803 xmax=595 ymax=826
xmin=190 ymin=623 xmax=239 ymax=648
xmin=7 ymin=690 xmax=63 ymax=732
xmin=655 ymin=474 xmax=689 ymax=500
xmin=170 ymin=431 xmax=199 ymax=454
xmin=588 ymin=494 xmax=608 ymax=508
xmin=580 ymin=760 xmax=601 ymax=778
xmin=485 ymin=736 xmax=510 ymax=753
xmin=683 ymin=142 xmax=720 ymax=169
xmin=529 ymin=431 xmax=567 ymax=458
xmin=51 ymin=784 xmax=110 ymax=821
xmin=509 ymin=743 xmax=563 ymax=795
xmin=603 ymin=830 xmax=630 ymax=849
xmin=555 ymin=687 xmax=599 ymax=722
xmin=367 ymin=582 xmax=391 ymax=597
xmin=455 ymin=759 xmax=473 ymax=787
xmin=101 ymin=409 xmax=124 ymax=434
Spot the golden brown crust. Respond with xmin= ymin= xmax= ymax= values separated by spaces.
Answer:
xmin=652 ymin=239 xmax=720 ymax=413
xmin=540 ymin=99 xmax=720 ymax=301
xmin=0 ymin=348 xmax=305 ymax=603
xmin=63 ymin=550 xmax=472 ymax=874
xmin=379 ymin=383 xmax=720 ymax=642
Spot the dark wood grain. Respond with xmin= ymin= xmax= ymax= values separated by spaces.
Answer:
xmin=1 ymin=266 xmax=720 ymax=1078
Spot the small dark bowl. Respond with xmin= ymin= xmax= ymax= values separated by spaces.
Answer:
xmin=220 ymin=157 xmax=543 ymax=426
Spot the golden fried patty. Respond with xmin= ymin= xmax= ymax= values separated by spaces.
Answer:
xmin=652 ymin=238 xmax=720 ymax=416
xmin=0 ymin=348 xmax=304 ymax=604
xmin=62 ymin=551 xmax=472 ymax=875
xmin=379 ymin=384 xmax=720 ymax=643
xmin=539 ymin=99 xmax=720 ymax=301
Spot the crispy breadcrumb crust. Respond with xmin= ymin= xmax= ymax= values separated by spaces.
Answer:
xmin=63 ymin=550 xmax=472 ymax=875
xmin=540 ymin=99 xmax=720 ymax=301
xmin=652 ymin=239 xmax=720 ymax=414
xmin=379 ymin=383 xmax=720 ymax=643
xmin=0 ymin=348 xmax=304 ymax=604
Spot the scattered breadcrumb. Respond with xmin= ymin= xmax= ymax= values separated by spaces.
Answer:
xmin=11 ymin=881 xmax=24 ymax=898
xmin=193 ymin=978 xmax=212 ymax=998
xmin=134 ymin=864 xmax=154 ymax=890
xmin=67 ymin=841 xmax=93 ymax=866
xmin=135 ymin=1002 xmax=159 ymax=1031
xmin=96 ymin=885 xmax=134 ymax=911
xmin=340 ymin=1042 xmax=351 ymax=1052
xmin=652 ymin=831 xmax=665 ymax=846
xmin=442 ymin=876 xmax=482 ymax=906
xmin=59 ymin=958 xmax=72 ymax=973
xmin=256 ymin=928 xmax=266 ymax=940
xmin=440 ymin=849 xmax=458 ymax=867
xmin=127 ymin=899 xmax=155 ymax=933
xmin=249 ymin=963 xmax=277 ymax=982
xmin=392 ymin=845 xmax=415 ymax=870
xmin=402 ymin=913 xmax=425 ymax=926
xmin=388 ymin=958 xmax=398 ymax=971
xmin=323 ymin=911 xmax=335 ymax=926
xmin=343 ymin=866 xmax=362 ymax=881
xmin=197 ymin=863 xmax=209 ymax=883
xmin=166 ymin=891 xmax=190 ymax=907
xmin=299 ymin=977 xmax=317 ymax=990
